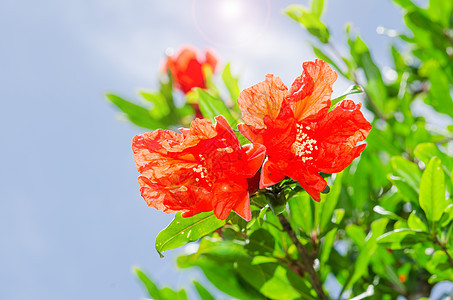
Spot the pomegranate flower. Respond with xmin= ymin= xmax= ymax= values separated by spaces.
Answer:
xmin=132 ymin=116 xmax=265 ymax=221
xmin=165 ymin=46 xmax=218 ymax=94
xmin=237 ymin=59 xmax=372 ymax=201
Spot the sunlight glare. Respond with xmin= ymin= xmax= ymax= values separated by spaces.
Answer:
xmin=219 ymin=0 xmax=243 ymax=20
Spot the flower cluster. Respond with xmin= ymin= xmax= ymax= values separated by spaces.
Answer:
xmin=133 ymin=58 xmax=371 ymax=220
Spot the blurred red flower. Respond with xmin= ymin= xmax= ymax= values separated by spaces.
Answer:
xmin=132 ymin=116 xmax=265 ymax=221
xmin=238 ymin=59 xmax=372 ymax=201
xmin=165 ymin=46 xmax=218 ymax=94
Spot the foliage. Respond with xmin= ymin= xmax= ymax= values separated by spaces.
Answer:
xmin=110 ymin=0 xmax=453 ymax=298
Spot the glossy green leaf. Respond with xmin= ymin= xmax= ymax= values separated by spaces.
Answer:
xmin=419 ymin=157 xmax=447 ymax=224
xmin=193 ymin=281 xmax=215 ymax=300
xmin=155 ymin=212 xmax=226 ymax=256
xmin=373 ymin=205 xmax=404 ymax=221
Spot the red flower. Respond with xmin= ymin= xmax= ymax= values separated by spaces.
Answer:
xmin=237 ymin=59 xmax=372 ymax=201
xmin=165 ymin=46 xmax=218 ymax=94
xmin=132 ymin=116 xmax=265 ymax=221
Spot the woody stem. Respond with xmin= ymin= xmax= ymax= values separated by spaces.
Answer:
xmin=277 ymin=214 xmax=328 ymax=300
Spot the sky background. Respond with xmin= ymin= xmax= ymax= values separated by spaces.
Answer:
xmin=0 ymin=0 xmax=431 ymax=299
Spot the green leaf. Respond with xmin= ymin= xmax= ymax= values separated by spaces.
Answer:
xmin=419 ymin=157 xmax=447 ymax=224
xmin=316 ymin=172 xmax=344 ymax=233
xmin=288 ymin=192 xmax=313 ymax=233
xmin=139 ymin=90 xmax=170 ymax=119
xmin=377 ymin=228 xmax=430 ymax=249
xmin=345 ymin=224 xmax=367 ymax=247
xmin=408 ymin=211 xmax=428 ymax=232
xmin=106 ymin=94 xmax=163 ymax=129
xmin=329 ymin=85 xmax=363 ymax=110
xmin=311 ymin=45 xmax=347 ymax=77
xmin=320 ymin=228 xmax=337 ymax=268
xmin=311 ymin=0 xmax=325 ymax=17
xmin=373 ymin=205 xmax=404 ymax=221
xmin=414 ymin=143 xmax=453 ymax=175
xmin=177 ymin=239 xmax=263 ymax=300
xmin=236 ymin=260 xmax=316 ymax=300
xmin=284 ymin=5 xmax=330 ymax=43
xmin=155 ymin=212 xmax=226 ymax=256
xmin=245 ymin=229 xmax=276 ymax=256
xmin=347 ymin=34 xmax=387 ymax=113
xmin=193 ymin=281 xmax=215 ymax=300
xmin=222 ymin=63 xmax=240 ymax=104
xmin=194 ymin=88 xmax=238 ymax=126
xmin=390 ymin=156 xmax=422 ymax=192
xmin=134 ymin=268 xmax=161 ymax=299
xmin=440 ymin=204 xmax=453 ymax=227
xmin=342 ymin=218 xmax=389 ymax=293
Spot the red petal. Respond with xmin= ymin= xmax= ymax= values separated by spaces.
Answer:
xmin=242 ymin=143 xmax=266 ymax=177
xmin=287 ymin=165 xmax=327 ymax=202
xmin=287 ymin=59 xmax=337 ymax=122
xmin=205 ymin=48 xmax=218 ymax=72
xmin=238 ymin=123 xmax=264 ymax=144
xmin=214 ymin=115 xmax=240 ymax=150
xmin=314 ymin=100 xmax=371 ymax=173
xmin=132 ymin=129 xmax=184 ymax=172
xmin=233 ymin=194 xmax=251 ymax=221
xmin=237 ymin=74 xmax=288 ymax=129
xmin=259 ymin=158 xmax=286 ymax=188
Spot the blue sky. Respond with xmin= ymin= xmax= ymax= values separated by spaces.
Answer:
xmin=1 ymin=0 xmax=405 ymax=299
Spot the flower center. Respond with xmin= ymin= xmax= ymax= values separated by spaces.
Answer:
xmin=193 ymin=154 xmax=212 ymax=186
xmin=291 ymin=124 xmax=318 ymax=163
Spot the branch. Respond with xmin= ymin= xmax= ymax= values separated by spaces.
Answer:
xmin=277 ymin=214 xmax=328 ymax=300
xmin=435 ymin=238 xmax=453 ymax=268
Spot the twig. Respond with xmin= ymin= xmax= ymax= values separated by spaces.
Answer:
xmin=277 ymin=214 xmax=328 ymax=300
xmin=435 ymin=238 xmax=453 ymax=268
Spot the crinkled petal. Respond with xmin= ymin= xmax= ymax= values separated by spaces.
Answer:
xmin=171 ymin=118 xmax=217 ymax=152
xmin=287 ymin=59 xmax=337 ymax=122
xmin=314 ymin=100 xmax=371 ymax=173
xmin=132 ymin=130 xmax=183 ymax=171
xmin=237 ymin=74 xmax=288 ymax=129
xmin=237 ymin=123 xmax=264 ymax=144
